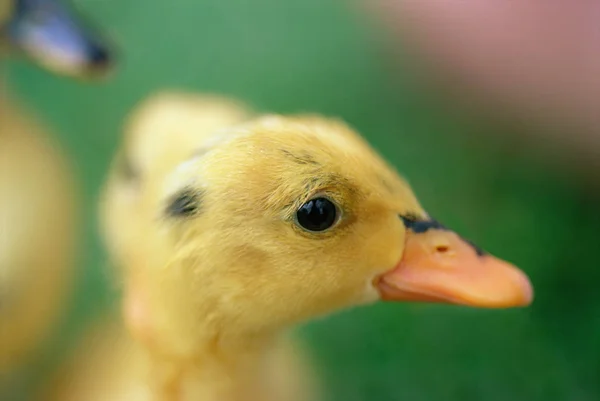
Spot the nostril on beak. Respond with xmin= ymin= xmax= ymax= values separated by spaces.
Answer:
xmin=435 ymin=245 xmax=449 ymax=253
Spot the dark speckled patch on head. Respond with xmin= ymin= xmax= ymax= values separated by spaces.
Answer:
xmin=166 ymin=188 xmax=203 ymax=217
xmin=399 ymin=214 xmax=486 ymax=256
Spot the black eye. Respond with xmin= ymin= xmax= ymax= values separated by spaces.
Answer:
xmin=296 ymin=197 xmax=338 ymax=232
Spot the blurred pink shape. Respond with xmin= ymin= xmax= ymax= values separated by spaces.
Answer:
xmin=369 ymin=1 xmax=600 ymax=148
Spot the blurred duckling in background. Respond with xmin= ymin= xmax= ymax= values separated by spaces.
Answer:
xmin=0 ymin=0 xmax=113 ymax=374
xmin=0 ymin=100 xmax=77 ymax=373
xmin=92 ymin=91 xmax=534 ymax=401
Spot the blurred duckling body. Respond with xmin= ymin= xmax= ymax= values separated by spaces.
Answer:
xmin=0 ymin=99 xmax=77 ymax=372
xmin=40 ymin=316 xmax=315 ymax=401
xmin=99 ymin=91 xmax=533 ymax=400
xmin=39 ymin=318 xmax=152 ymax=401
xmin=1 ymin=0 xmax=113 ymax=373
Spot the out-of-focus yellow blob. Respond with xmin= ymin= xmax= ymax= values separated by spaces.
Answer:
xmin=0 ymin=98 xmax=78 ymax=373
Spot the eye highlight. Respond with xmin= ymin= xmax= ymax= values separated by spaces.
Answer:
xmin=295 ymin=197 xmax=338 ymax=232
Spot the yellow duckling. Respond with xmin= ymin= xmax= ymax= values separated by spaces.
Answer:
xmin=0 ymin=99 xmax=77 ymax=373
xmin=97 ymin=91 xmax=533 ymax=401
xmin=1 ymin=0 xmax=113 ymax=372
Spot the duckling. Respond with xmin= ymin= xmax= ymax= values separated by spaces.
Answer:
xmin=0 ymin=98 xmax=77 ymax=373
xmin=0 ymin=0 xmax=113 ymax=372
xmin=99 ymin=91 xmax=533 ymax=401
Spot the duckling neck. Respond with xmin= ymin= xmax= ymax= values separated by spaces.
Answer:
xmin=163 ymin=330 xmax=289 ymax=401
xmin=127 ymin=264 xmax=305 ymax=400
xmin=126 ymin=289 xmax=288 ymax=400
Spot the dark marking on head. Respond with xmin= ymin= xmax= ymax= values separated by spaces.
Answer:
xmin=281 ymin=150 xmax=320 ymax=166
xmin=399 ymin=214 xmax=487 ymax=256
xmin=166 ymin=188 xmax=203 ymax=217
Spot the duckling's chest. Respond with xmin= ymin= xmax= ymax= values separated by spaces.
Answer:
xmin=170 ymin=337 xmax=316 ymax=401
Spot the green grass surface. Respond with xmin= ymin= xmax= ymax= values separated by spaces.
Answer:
xmin=4 ymin=1 xmax=599 ymax=400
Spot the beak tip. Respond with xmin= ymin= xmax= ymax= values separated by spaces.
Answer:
xmin=474 ymin=259 xmax=535 ymax=308
xmin=475 ymin=269 xmax=534 ymax=308
xmin=518 ymin=274 xmax=535 ymax=306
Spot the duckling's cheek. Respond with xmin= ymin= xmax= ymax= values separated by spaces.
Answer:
xmin=363 ymin=219 xmax=406 ymax=275
xmin=349 ymin=213 xmax=406 ymax=299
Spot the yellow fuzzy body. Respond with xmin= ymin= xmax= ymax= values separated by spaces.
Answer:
xmin=0 ymin=98 xmax=78 ymax=372
xmin=40 ymin=316 xmax=316 ymax=401
xmin=39 ymin=318 xmax=152 ymax=401
xmin=98 ymin=90 xmax=427 ymax=400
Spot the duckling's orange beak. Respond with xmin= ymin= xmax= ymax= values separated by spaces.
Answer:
xmin=376 ymin=217 xmax=533 ymax=308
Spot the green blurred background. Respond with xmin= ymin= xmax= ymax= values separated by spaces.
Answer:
xmin=4 ymin=1 xmax=599 ymax=400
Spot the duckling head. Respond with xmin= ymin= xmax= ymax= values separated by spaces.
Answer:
xmin=1 ymin=0 xmax=113 ymax=79
xmin=134 ymin=113 xmax=533 ymax=341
